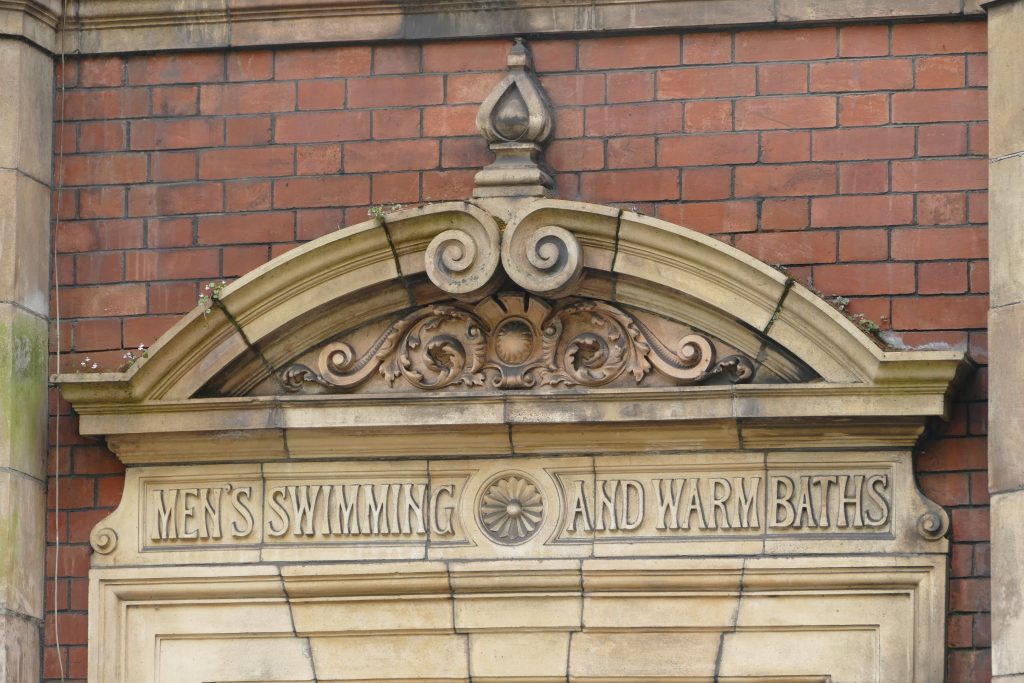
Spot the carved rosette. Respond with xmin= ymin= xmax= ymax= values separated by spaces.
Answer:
xmin=478 ymin=473 xmax=544 ymax=544
xmin=281 ymin=293 xmax=755 ymax=393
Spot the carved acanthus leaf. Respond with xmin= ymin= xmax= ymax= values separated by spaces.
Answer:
xmin=281 ymin=294 xmax=755 ymax=394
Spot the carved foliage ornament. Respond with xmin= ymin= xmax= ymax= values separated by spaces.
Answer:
xmin=281 ymin=294 xmax=754 ymax=393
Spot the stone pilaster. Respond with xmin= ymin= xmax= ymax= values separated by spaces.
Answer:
xmin=0 ymin=19 xmax=55 ymax=683
xmin=986 ymin=1 xmax=1024 ymax=680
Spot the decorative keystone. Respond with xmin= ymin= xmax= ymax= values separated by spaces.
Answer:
xmin=473 ymin=38 xmax=555 ymax=199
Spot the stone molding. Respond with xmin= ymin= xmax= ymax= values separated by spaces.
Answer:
xmin=41 ymin=0 xmax=986 ymax=55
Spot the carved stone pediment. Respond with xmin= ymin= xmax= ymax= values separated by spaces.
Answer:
xmin=279 ymin=293 xmax=755 ymax=395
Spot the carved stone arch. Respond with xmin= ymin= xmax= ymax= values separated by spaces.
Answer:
xmin=59 ymin=197 xmax=968 ymax=683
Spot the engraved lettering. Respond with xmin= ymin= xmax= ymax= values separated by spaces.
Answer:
xmin=812 ymin=476 xmax=838 ymax=529
xmin=734 ymin=476 xmax=759 ymax=528
xmin=266 ymin=486 xmax=290 ymax=537
xmin=709 ymin=478 xmax=731 ymax=530
xmin=402 ymin=483 xmax=428 ymax=534
xmin=837 ymin=475 xmax=865 ymax=529
xmin=596 ymin=479 xmax=618 ymax=531
xmin=654 ymin=478 xmax=685 ymax=530
xmin=864 ymin=474 xmax=891 ymax=527
xmin=682 ymin=479 xmax=707 ymax=530
xmin=153 ymin=488 xmax=178 ymax=541
xmin=771 ymin=476 xmax=796 ymax=528
xmin=619 ymin=480 xmax=644 ymax=531
xmin=179 ymin=488 xmax=199 ymax=540
xmin=567 ymin=479 xmax=593 ymax=532
xmin=431 ymin=484 xmax=455 ymax=536
xmin=229 ymin=485 xmax=255 ymax=538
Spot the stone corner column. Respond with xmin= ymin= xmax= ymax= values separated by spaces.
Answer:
xmin=0 ymin=3 xmax=57 ymax=681
xmin=986 ymin=1 xmax=1024 ymax=680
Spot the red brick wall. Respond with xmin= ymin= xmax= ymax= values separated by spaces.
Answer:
xmin=47 ymin=21 xmax=991 ymax=681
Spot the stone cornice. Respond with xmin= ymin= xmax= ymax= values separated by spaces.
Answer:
xmin=50 ymin=0 xmax=985 ymax=55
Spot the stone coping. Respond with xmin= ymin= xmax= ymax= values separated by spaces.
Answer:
xmin=4 ymin=0 xmax=987 ymax=54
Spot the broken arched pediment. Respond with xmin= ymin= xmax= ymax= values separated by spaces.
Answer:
xmin=56 ymin=198 xmax=969 ymax=464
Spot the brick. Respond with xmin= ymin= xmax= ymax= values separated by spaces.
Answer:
xmin=199 ymin=147 xmax=294 ymax=179
xmin=296 ymin=145 xmax=342 ymax=175
xmin=839 ymin=229 xmax=888 ymax=261
xmin=762 ymin=198 xmax=808 ymax=230
xmin=422 ymin=170 xmax=476 ymax=201
xmin=197 ymin=212 xmax=295 ymax=244
xmin=839 ymin=93 xmax=889 ymax=127
xmin=531 ymin=40 xmax=577 ymax=72
xmin=297 ymin=80 xmax=345 ymax=110
xmin=128 ymin=183 xmax=224 ymax=217
xmin=541 ymin=74 xmax=605 ymax=106
xmin=735 ymin=27 xmax=836 ymax=62
xmin=371 ymin=173 xmax=420 ymax=205
xmin=813 ymin=195 xmax=913 ymax=228
xmin=586 ymin=102 xmax=683 ymax=137
xmin=952 ymin=507 xmax=989 ymax=542
xmin=892 ymin=159 xmax=986 ymax=191
xmin=918 ymin=123 xmax=967 ymax=157
xmin=73 ymin=319 xmax=121 ymax=351
xmin=968 ymin=122 xmax=988 ymax=156
xmin=892 ymin=22 xmax=987 ymax=56
xmin=125 ymin=249 xmax=220 ymax=280
xmin=812 ymin=127 xmax=915 ymax=161
xmin=60 ymin=153 xmax=147 ymax=186
xmin=347 ymin=75 xmax=444 ymax=107
xmin=56 ymin=60 xmax=78 ymax=87
xmin=423 ymin=105 xmax=478 ymax=137
xmin=61 ymin=88 xmax=149 ymax=120
xmin=78 ymin=57 xmax=124 ymax=87
xmin=227 ymin=50 xmax=274 ymax=81
xmin=97 ymin=475 xmax=125 ymax=508
xmin=200 ymin=82 xmax=296 ymax=115
xmin=917 ymin=192 xmax=967 ymax=225
xmin=78 ymin=187 xmax=124 ymax=219
xmin=58 ymin=284 xmax=147 ymax=318
xmin=226 ymin=179 xmax=272 ymax=211
xmin=558 ymin=107 xmax=583 ymax=138
xmin=151 ymin=151 xmax=197 ymax=182
xmin=761 ymin=131 xmax=810 ymax=163
xmin=56 ymin=220 xmax=143 ymax=252
xmin=127 ymin=52 xmax=224 ymax=85
xmin=607 ymin=137 xmax=655 ymax=169
xmin=372 ymin=109 xmax=420 ymax=140
xmin=968 ymin=54 xmax=988 ymax=87
xmin=682 ymin=167 xmax=731 ymax=201
xmin=968 ymin=191 xmax=988 ymax=224
xmin=971 ymin=470 xmax=990 ymax=505
xmin=275 ymin=46 xmax=371 ymax=79
xmin=151 ymin=85 xmax=199 ymax=116
xmin=78 ymin=121 xmax=126 ymax=152
xmin=296 ymin=209 xmax=344 ymax=240
xmin=373 ymin=45 xmax=421 ymax=75
xmin=813 ymin=262 xmax=915 ymax=295
xmin=345 ymin=140 xmax=438 ymax=172
xmin=892 ymin=226 xmax=987 ymax=260
xmin=422 ymin=40 xmax=507 ymax=72
xmin=580 ymin=35 xmax=680 ymax=70
xmin=658 ymin=201 xmax=758 ymax=234
xmin=839 ymin=25 xmax=889 ymax=58
xmin=758 ymin=63 xmax=807 ymax=95
xmin=892 ymin=90 xmax=986 ymax=123
xmin=606 ymin=72 xmax=654 ymax=104
xmin=657 ymin=66 xmax=755 ymax=99
xmin=948 ymin=614 xmax=974 ymax=649
xmin=580 ymin=169 xmax=679 ymax=202
xmin=891 ymin=295 xmax=988 ymax=330
xmin=916 ymin=56 xmax=966 ymax=89
xmin=446 ymin=72 xmax=503 ymax=104
xmin=441 ymin=138 xmax=489 ymax=169
xmin=810 ymin=59 xmax=913 ymax=93
xmin=75 ymin=252 xmax=123 ymax=284
xmin=683 ymin=33 xmax=732 ymax=64
xmin=149 ymin=281 xmax=197 ymax=314
xmin=146 ymin=217 xmax=193 ymax=248
xmin=735 ymin=164 xmax=836 ymax=197
xmin=548 ymin=139 xmax=604 ymax=172
xmin=971 ymin=260 xmax=989 ymax=293
xmin=130 ymin=118 xmax=224 ymax=150
xmin=919 ymin=261 xmax=968 ymax=295
xmin=275 ymin=111 xmax=371 ymax=143
xmin=223 ymin=245 xmax=270 ymax=277
xmin=658 ymin=133 xmax=758 ymax=167
xmin=839 ymin=161 xmax=888 ymax=194
xmin=734 ymin=231 xmax=837 ymax=265
xmin=226 ymin=116 xmax=272 ymax=146
xmin=685 ymin=100 xmax=732 ymax=133
xmin=735 ymin=96 xmax=836 ymax=130
xmin=274 ymin=176 xmax=370 ymax=208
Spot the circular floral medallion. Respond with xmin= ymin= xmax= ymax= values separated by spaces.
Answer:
xmin=494 ymin=318 xmax=536 ymax=365
xmin=478 ymin=473 xmax=544 ymax=544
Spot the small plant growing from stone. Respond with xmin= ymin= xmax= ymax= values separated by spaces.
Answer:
xmin=117 ymin=343 xmax=149 ymax=372
xmin=366 ymin=203 xmax=403 ymax=219
xmin=197 ymin=280 xmax=228 ymax=318
xmin=77 ymin=357 xmax=100 ymax=373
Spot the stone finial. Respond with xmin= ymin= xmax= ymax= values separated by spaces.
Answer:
xmin=473 ymin=38 xmax=555 ymax=200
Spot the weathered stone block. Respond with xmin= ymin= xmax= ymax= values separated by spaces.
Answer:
xmin=993 ymin=491 xmax=1024 ymax=677
xmin=0 ymin=304 xmax=47 ymax=479
xmin=0 ymin=471 xmax=45 ymax=618
xmin=0 ymin=613 xmax=39 ymax=683
xmin=0 ymin=172 xmax=50 ymax=317
xmin=989 ymin=302 xmax=1024 ymax=492
xmin=989 ymin=155 xmax=1024 ymax=308
xmin=989 ymin=1 xmax=1024 ymax=158
xmin=0 ymin=39 xmax=53 ymax=182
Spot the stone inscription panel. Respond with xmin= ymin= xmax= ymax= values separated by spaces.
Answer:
xmin=90 ymin=452 xmax=945 ymax=566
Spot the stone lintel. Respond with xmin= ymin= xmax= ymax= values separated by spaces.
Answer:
xmin=53 ymin=0 xmax=985 ymax=55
